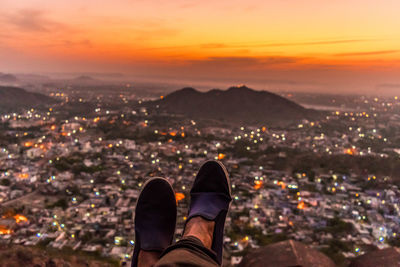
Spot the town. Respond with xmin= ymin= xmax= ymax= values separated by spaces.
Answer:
xmin=1 ymin=87 xmax=399 ymax=266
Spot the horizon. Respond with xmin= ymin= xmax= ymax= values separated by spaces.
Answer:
xmin=2 ymin=74 xmax=399 ymax=98
xmin=1 ymin=0 xmax=400 ymax=94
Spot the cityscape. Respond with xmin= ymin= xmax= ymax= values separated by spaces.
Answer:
xmin=1 ymin=83 xmax=399 ymax=266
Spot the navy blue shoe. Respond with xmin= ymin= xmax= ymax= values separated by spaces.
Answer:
xmin=187 ymin=160 xmax=232 ymax=265
xmin=131 ymin=178 xmax=177 ymax=267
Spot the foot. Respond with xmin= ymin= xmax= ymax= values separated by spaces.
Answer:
xmin=183 ymin=216 xmax=215 ymax=249
xmin=185 ymin=160 xmax=232 ymax=265
xmin=131 ymin=178 xmax=177 ymax=267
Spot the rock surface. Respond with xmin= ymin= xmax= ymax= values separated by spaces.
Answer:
xmin=349 ymin=247 xmax=400 ymax=267
xmin=239 ymin=239 xmax=336 ymax=267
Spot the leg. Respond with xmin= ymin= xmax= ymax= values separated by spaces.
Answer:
xmin=154 ymin=160 xmax=232 ymax=267
xmin=138 ymin=251 xmax=160 ymax=267
xmin=183 ymin=216 xmax=215 ymax=249
xmin=154 ymin=236 xmax=219 ymax=267
xmin=131 ymin=178 xmax=177 ymax=267
xmin=186 ymin=160 xmax=232 ymax=264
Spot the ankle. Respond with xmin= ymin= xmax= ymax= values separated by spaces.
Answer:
xmin=183 ymin=216 xmax=215 ymax=249
xmin=138 ymin=250 xmax=160 ymax=267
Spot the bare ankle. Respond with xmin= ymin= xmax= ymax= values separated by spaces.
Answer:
xmin=183 ymin=216 xmax=215 ymax=249
xmin=138 ymin=250 xmax=160 ymax=267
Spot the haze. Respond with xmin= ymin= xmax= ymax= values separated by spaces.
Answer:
xmin=1 ymin=0 xmax=400 ymax=94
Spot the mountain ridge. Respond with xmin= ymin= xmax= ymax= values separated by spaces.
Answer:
xmin=0 ymin=73 xmax=18 ymax=83
xmin=151 ymin=86 xmax=318 ymax=126
xmin=0 ymin=86 xmax=57 ymax=112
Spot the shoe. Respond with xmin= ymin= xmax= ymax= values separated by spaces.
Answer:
xmin=187 ymin=160 xmax=232 ymax=265
xmin=131 ymin=178 xmax=177 ymax=267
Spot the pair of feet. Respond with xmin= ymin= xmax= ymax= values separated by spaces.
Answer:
xmin=132 ymin=161 xmax=232 ymax=267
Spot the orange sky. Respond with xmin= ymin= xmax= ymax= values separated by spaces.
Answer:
xmin=1 ymin=0 xmax=400 ymax=94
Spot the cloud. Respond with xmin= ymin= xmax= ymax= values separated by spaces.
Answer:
xmin=183 ymin=56 xmax=303 ymax=69
xmin=293 ymin=39 xmax=370 ymax=46
xmin=3 ymin=9 xmax=66 ymax=32
xmin=144 ymin=39 xmax=372 ymax=51
xmin=377 ymin=83 xmax=400 ymax=88
xmin=0 ymin=9 xmax=94 ymax=54
xmin=128 ymin=28 xmax=180 ymax=42
xmin=334 ymin=50 xmax=399 ymax=57
xmin=83 ymin=15 xmax=180 ymax=42
xmin=200 ymin=43 xmax=228 ymax=49
xmin=60 ymin=39 xmax=93 ymax=48
xmin=242 ymin=39 xmax=370 ymax=48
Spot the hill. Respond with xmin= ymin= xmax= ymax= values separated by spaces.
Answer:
xmin=0 ymin=86 xmax=56 ymax=112
xmin=150 ymin=86 xmax=318 ymax=126
xmin=0 ymin=73 xmax=18 ymax=83
xmin=74 ymin=75 xmax=95 ymax=82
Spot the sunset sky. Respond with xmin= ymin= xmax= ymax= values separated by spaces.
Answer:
xmin=1 ymin=0 xmax=400 ymax=94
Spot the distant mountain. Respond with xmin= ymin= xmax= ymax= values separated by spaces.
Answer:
xmin=0 ymin=86 xmax=56 ymax=112
xmin=74 ymin=75 xmax=95 ymax=81
xmin=68 ymin=75 xmax=102 ymax=85
xmin=16 ymin=73 xmax=50 ymax=81
xmin=150 ymin=86 xmax=319 ymax=126
xmin=0 ymin=73 xmax=18 ymax=83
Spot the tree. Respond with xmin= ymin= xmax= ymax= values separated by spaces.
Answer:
xmin=0 ymin=178 xmax=10 ymax=186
